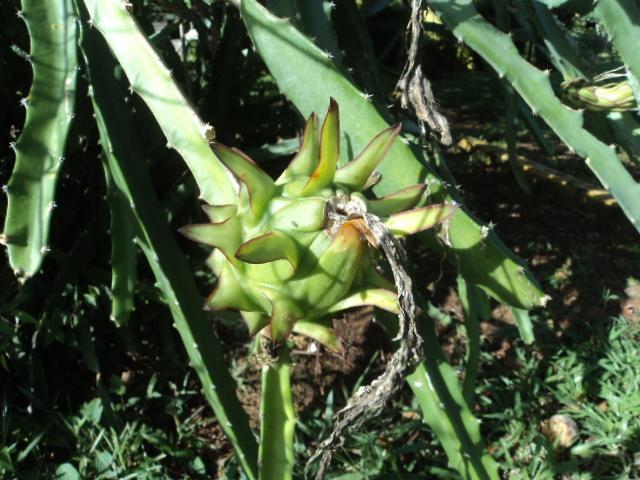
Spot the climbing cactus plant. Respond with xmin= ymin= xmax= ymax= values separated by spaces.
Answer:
xmin=4 ymin=0 xmax=640 ymax=477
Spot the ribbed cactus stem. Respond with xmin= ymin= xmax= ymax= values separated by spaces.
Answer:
xmin=81 ymin=0 xmax=236 ymax=206
xmin=3 ymin=0 xmax=78 ymax=278
xmin=258 ymin=343 xmax=295 ymax=480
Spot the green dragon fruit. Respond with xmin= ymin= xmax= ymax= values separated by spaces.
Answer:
xmin=180 ymin=99 xmax=456 ymax=350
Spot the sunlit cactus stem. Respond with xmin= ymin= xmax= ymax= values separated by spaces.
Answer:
xmin=3 ymin=0 xmax=78 ymax=278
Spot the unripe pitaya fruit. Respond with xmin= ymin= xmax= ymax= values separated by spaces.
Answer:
xmin=180 ymin=99 xmax=456 ymax=350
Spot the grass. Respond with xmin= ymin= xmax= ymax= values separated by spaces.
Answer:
xmin=479 ymin=315 xmax=640 ymax=480
xmin=4 ymin=311 xmax=637 ymax=479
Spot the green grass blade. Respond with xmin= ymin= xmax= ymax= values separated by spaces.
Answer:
xmin=240 ymin=0 xmax=547 ymax=310
xmin=3 ymin=0 xmax=78 ymax=279
xmin=429 ymin=0 xmax=640 ymax=234
xmin=81 ymin=0 xmax=236 ymax=206
xmin=102 ymin=163 xmax=137 ymax=326
xmin=258 ymin=345 xmax=295 ymax=480
xmin=79 ymin=22 xmax=258 ymax=479
xmin=408 ymin=313 xmax=499 ymax=480
xmin=594 ymin=0 xmax=640 ymax=105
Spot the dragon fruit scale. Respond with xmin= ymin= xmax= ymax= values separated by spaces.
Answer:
xmin=180 ymin=99 xmax=457 ymax=350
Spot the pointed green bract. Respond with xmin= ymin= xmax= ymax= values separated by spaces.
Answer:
xmin=270 ymin=300 xmax=298 ymax=343
xmin=368 ymin=184 xmax=426 ymax=216
xmin=236 ymin=231 xmax=300 ymax=271
xmin=334 ymin=124 xmax=401 ymax=190
xmin=293 ymin=319 xmax=340 ymax=352
xmin=278 ymin=114 xmax=319 ymax=182
xmin=207 ymin=263 xmax=260 ymax=312
xmin=362 ymin=263 xmax=396 ymax=291
xmin=386 ymin=204 xmax=458 ymax=237
xmin=302 ymin=99 xmax=339 ymax=195
xmin=300 ymin=222 xmax=365 ymax=310
xmin=179 ymin=219 xmax=242 ymax=263
xmin=242 ymin=311 xmax=270 ymax=336
xmin=212 ymin=144 xmax=276 ymax=217
xmin=328 ymin=288 xmax=399 ymax=314
xmin=203 ymin=204 xmax=238 ymax=223
xmin=270 ymin=198 xmax=326 ymax=231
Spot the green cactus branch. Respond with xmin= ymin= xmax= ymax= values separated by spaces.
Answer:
xmin=258 ymin=345 xmax=296 ymax=480
xmin=372 ymin=305 xmax=497 ymax=480
xmin=79 ymin=20 xmax=259 ymax=479
xmin=457 ymin=277 xmax=490 ymax=405
xmin=594 ymin=0 xmax=640 ymax=105
xmin=81 ymin=0 xmax=236 ymax=206
xmin=408 ymin=312 xmax=499 ymax=480
xmin=102 ymin=163 xmax=137 ymax=326
xmin=428 ymin=0 xmax=640 ymax=234
xmin=266 ymin=0 xmax=342 ymax=64
xmin=240 ymin=0 xmax=548 ymax=310
xmin=527 ymin=1 xmax=587 ymax=80
xmin=3 ymin=0 xmax=78 ymax=278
